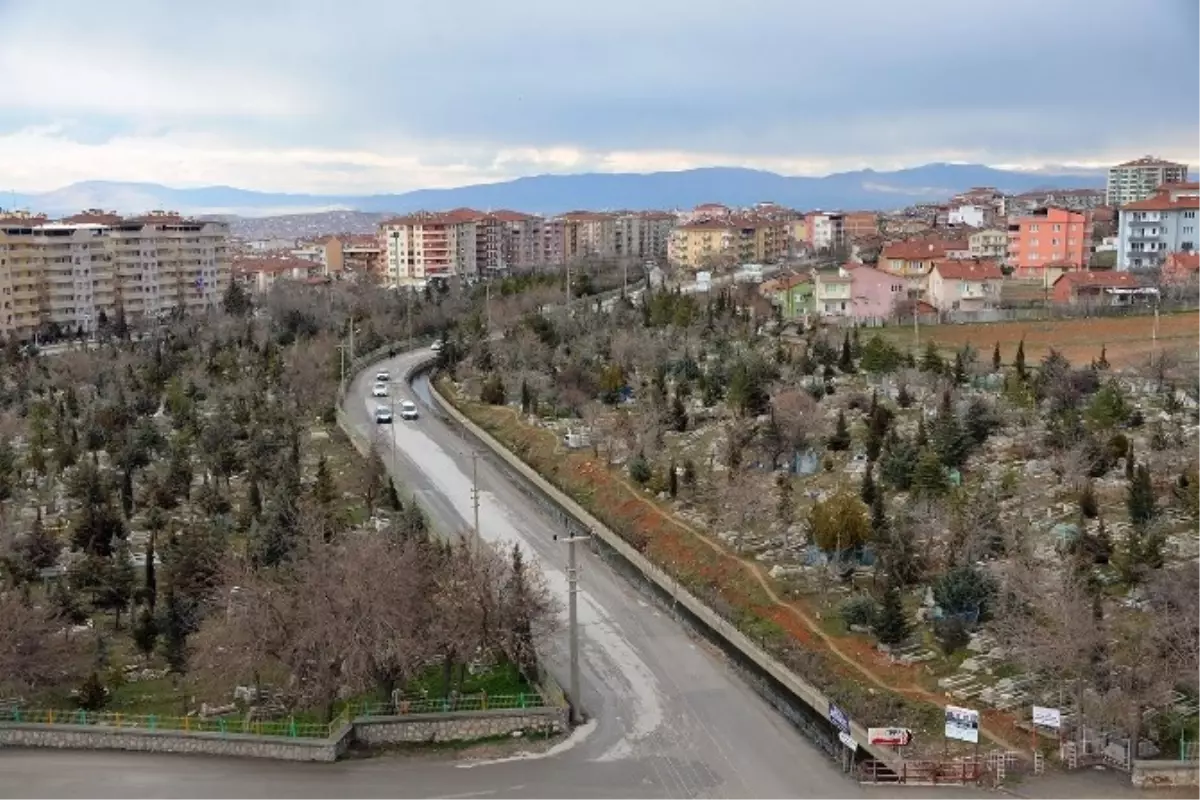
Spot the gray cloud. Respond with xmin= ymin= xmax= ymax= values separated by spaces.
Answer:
xmin=0 ymin=0 xmax=1196 ymax=189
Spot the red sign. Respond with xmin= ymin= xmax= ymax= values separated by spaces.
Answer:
xmin=867 ymin=727 xmax=912 ymax=747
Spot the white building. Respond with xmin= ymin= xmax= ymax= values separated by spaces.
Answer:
xmin=1106 ymin=156 xmax=1190 ymax=207
xmin=1116 ymin=182 xmax=1199 ymax=270
xmin=947 ymin=204 xmax=987 ymax=228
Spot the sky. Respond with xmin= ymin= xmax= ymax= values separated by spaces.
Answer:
xmin=0 ymin=0 xmax=1197 ymax=195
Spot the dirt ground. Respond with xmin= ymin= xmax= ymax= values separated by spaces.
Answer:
xmin=880 ymin=311 xmax=1198 ymax=370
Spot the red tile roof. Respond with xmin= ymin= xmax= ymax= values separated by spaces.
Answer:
xmin=1053 ymin=271 xmax=1140 ymax=289
xmin=678 ymin=220 xmax=733 ymax=231
xmin=233 ymin=256 xmax=315 ymax=275
xmin=932 ymin=259 xmax=1003 ymax=280
xmin=1166 ymin=252 xmax=1200 ymax=273
xmin=1121 ymin=191 xmax=1200 ymax=211
xmin=880 ymin=239 xmax=952 ymax=261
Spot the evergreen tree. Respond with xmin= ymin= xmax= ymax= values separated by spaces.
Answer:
xmin=669 ymin=393 xmax=689 ymax=433
xmin=1095 ymin=344 xmax=1109 ymax=371
xmin=1014 ymin=338 xmax=1027 ymax=381
xmin=912 ymin=447 xmax=949 ymax=499
xmin=896 ymin=382 xmax=913 ymax=409
xmin=1125 ymin=442 xmax=1136 ymax=480
xmin=827 ymin=410 xmax=851 ymax=451
xmin=875 ymin=580 xmax=910 ymax=647
xmin=869 ymin=489 xmax=888 ymax=545
xmin=667 ymin=460 xmax=678 ymax=498
xmin=312 ymin=454 xmax=337 ymax=507
xmin=860 ymin=459 xmax=877 ymax=507
xmin=247 ymin=476 xmax=262 ymax=519
xmin=385 ymin=478 xmax=403 ymax=511
xmin=682 ymin=459 xmax=697 ymax=490
xmin=506 ymin=544 xmax=537 ymax=678
xmin=1127 ymin=463 xmax=1156 ymax=528
xmin=20 ymin=507 xmax=60 ymax=573
xmin=879 ymin=431 xmax=918 ymax=491
xmin=920 ymin=341 xmax=943 ymax=374
xmin=915 ymin=414 xmax=928 ymax=448
xmin=776 ymin=471 xmax=795 ymax=538
xmin=1079 ymin=482 xmax=1099 ymax=519
xmin=991 ymin=341 xmax=1002 ymax=371
xmin=161 ymin=588 xmax=188 ymax=675
xmin=222 ymin=279 xmax=252 ymax=317
xmin=520 ymin=379 xmax=533 ymax=414
xmin=838 ymin=332 xmax=855 ymax=373
xmin=932 ymin=396 xmax=971 ymax=469
xmin=132 ymin=606 xmax=159 ymax=657
xmin=964 ymin=398 xmax=999 ymax=446
xmin=952 ymin=350 xmax=967 ymax=385
xmin=142 ymin=532 xmax=158 ymax=611
xmin=851 ymin=326 xmax=862 ymax=358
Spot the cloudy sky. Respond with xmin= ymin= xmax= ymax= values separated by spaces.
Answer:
xmin=0 ymin=0 xmax=1196 ymax=194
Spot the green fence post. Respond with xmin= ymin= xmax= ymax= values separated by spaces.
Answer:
xmin=290 ymin=717 xmax=297 ymax=738
xmin=519 ymin=692 xmax=526 ymax=709
xmin=149 ymin=714 xmax=157 ymax=732
xmin=77 ymin=710 xmax=85 ymax=725
xmin=442 ymin=698 xmax=449 ymax=713
xmin=219 ymin=718 xmax=227 ymax=737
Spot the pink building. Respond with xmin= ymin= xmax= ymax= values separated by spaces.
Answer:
xmin=846 ymin=262 xmax=905 ymax=324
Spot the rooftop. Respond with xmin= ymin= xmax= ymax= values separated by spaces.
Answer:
xmin=932 ymin=259 xmax=1003 ymax=280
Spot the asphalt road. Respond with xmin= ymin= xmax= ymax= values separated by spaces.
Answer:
xmin=0 ymin=345 xmax=958 ymax=798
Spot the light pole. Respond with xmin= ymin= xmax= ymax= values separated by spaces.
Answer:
xmin=554 ymin=526 xmax=590 ymax=725
xmin=470 ymin=450 xmax=480 ymax=536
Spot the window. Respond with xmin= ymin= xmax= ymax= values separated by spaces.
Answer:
xmin=1053 ymin=224 xmax=1061 ymax=232
xmin=1052 ymin=238 xmax=1060 ymax=246
xmin=1030 ymin=224 xmax=1040 ymax=232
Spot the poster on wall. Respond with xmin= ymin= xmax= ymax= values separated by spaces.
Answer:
xmin=944 ymin=705 xmax=980 ymax=744
xmin=867 ymin=727 xmax=913 ymax=747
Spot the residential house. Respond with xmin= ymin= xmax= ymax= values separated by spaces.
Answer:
xmin=233 ymin=256 xmax=317 ymax=294
xmin=927 ymin=259 xmax=1003 ymax=314
xmin=845 ymin=262 xmax=904 ymax=324
xmin=968 ymin=228 xmax=1008 ymax=260
xmin=1116 ymin=182 xmax=1199 ymax=270
xmin=813 ymin=268 xmax=853 ymax=318
xmin=1051 ymin=270 xmax=1146 ymax=307
xmin=843 ymin=211 xmax=879 ymax=241
xmin=947 ymin=204 xmax=989 ymax=228
xmin=1007 ymin=207 xmax=1092 ymax=278
xmin=1163 ymin=251 xmax=1199 ymax=286
xmin=759 ymin=274 xmax=814 ymax=320
xmin=876 ymin=239 xmax=952 ymax=299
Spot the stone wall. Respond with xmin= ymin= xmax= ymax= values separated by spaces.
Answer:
xmin=0 ymin=707 xmax=565 ymax=761
xmin=0 ymin=724 xmax=342 ymax=762
xmin=1132 ymin=760 xmax=1200 ymax=789
xmin=353 ymin=708 xmax=566 ymax=747
xmin=426 ymin=378 xmax=902 ymax=769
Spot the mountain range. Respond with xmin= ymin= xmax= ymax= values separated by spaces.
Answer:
xmin=3 ymin=163 xmax=1116 ymax=218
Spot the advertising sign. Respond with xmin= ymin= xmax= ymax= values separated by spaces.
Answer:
xmin=838 ymin=731 xmax=857 ymax=750
xmin=944 ymin=705 xmax=980 ymax=744
xmin=1032 ymin=706 xmax=1062 ymax=729
xmin=867 ymin=727 xmax=913 ymax=747
xmin=828 ymin=703 xmax=850 ymax=734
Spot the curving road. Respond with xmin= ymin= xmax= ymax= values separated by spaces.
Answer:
xmin=0 ymin=346 xmax=897 ymax=799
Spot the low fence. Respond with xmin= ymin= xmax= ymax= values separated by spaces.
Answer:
xmin=0 ymin=691 xmax=563 ymax=762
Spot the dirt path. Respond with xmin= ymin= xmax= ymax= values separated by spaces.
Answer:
xmin=476 ymin=400 xmax=1025 ymax=754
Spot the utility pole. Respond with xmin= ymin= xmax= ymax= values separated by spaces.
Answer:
xmin=406 ymin=289 xmax=413 ymax=345
xmin=485 ymin=281 xmax=492 ymax=331
xmin=566 ymin=262 xmax=572 ymax=310
xmin=470 ymin=451 xmax=480 ymax=535
xmin=348 ymin=314 xmax=355 ymax=363
xmin=554 ymin=526 xmax=591 ymax=725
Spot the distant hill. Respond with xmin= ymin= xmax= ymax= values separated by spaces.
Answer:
xmin=4 ymin=164 xmax=1116 ymax=218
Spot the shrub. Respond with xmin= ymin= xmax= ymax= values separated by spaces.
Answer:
xmin=933 ymin=616 xmax=971 ymax=655
xmin=840 ymin=595 xmax=878 ymax=629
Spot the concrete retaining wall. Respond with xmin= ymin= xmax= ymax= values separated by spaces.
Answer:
xmin=1132 ymin=760 xmax=1200 ymax=789
xmin=426 ymin=378 xmax=899 ymax=768
xmin=0 ymin=706 xmax=565 ymax=761
xmin=354 ymin=708 xmax=566 ymax=746
xmin=0 ymin=724 xmax=345 ymax=762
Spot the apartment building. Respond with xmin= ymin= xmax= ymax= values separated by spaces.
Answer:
xmin=842 ymin=211 xmax=879 ymax=241
xmin=614 ymin=211 xmax=675 ymax=262
xmin=805 ymin=212 xmax=844 ymax=251
xmin=0 ymin=211 xmax=229 ymax=341
xmin=968 ymin=228 xmax=1008 ymax=260
xmin=1006 ymin=207 xmax=1092 ymax=278
xmin=560 ymin=212 xmax=617 ymax=260
xmin=1115 ymin=182 xmax=1200 ymax=270
xmin=668 ymin=220 xmax=735 ymax=270
xmin=1106 ymin=156 xmax=1189 ymax=207
xmin=491 ymin=210 xmax=542 ymax=269
xmin=381 ymin=210 xmax=479 ymax=286
xmin=927 ymin=259 xmax=1002 ymax=313
xmin=1006 ymin=189 xmax=1106 ymax=216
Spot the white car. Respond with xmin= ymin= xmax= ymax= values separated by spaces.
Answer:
xmin=374 ymin=371 xmax=391 ymax=383
xmin=399 ymin=400 xmax=419 ymax=421
xmin=430 ymin=339 xmax=443 ymax=352
xmin=374 ymin=405 xmax=393 ymax=424
xmin=372 ymin=382 xmax=389 ymax=398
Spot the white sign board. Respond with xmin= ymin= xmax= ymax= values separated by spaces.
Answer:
xmin=1032 ymin=706 xmax=1062 ymax=729
xmin=945 ymin=705 xmax=980 ymax=744
xmin=838 ymin=731 xmax=857 ymax=750
xmin=867 ymin=727 xmax=913 ymax=747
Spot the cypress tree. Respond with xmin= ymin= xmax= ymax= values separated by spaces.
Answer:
xmin=827 ymin=410 xmax=851 ymax=451
xmin=1014 ymin=339 xmax=1027 ymax=381
xmin=860 ymin=459 xmax=877 ymax=507
xmin=875 ymin=580 xmax=910 ymax=647
xmin=991 ymin=341 xmax=1001 ymax=371
xmin=1127 ymin=463 xmax=1155 ymax=528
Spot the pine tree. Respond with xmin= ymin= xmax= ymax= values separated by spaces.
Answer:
xmin=915 ymin=414 xmax=929 ymax=448
xmin=776 ymin=472 xmax=795 ymax=539
xmin=932 ymin=396 xmax=971 ymax=469
xmin=312 ymin=454 xmax=337 ymax=507
xmin=1079 ymin=482 xmax=1099 ymax=519
xmin=247 ymin=476 xmax=262 ymax=519
xmin=952 ymin=351 xmax=967 ymax=385
xmin=142 ymin=532 xmax=158 ymax=611
xmin=1014 ymin=338 xmax=1027 ymax=381
xmin=839 ymin=332 xmax=855 ymax=373
xmin=667 ymin=460 xmax=678 ymax=498
xmin=132 ymin=606 xmax=159 ymax=657
xmin=869 ymin=489 xmax=888 ymax=544
xmin=860 ymin=459 xmax=877 ymax=506
xmin=520 ymin=379 xmax=533 ymax=414
xmin=921 ymin=341 xmax=943 ymax=374
xmin=991 ymin=341 xmax=1002 ymax=371
xmin=879 ymin=431 xmax=918 ymax=491
xmin=669 ymin=393 xmax=688 ymax=433
xmin=1127 ymin=463 xmax=1156 ymax=527
xmin=385 ymin=478 xmax=403 ymax=511
xmin=875 ymin=581 xmax=910 ymax=647
xmin=912 ymin=447 xmax=949 ymax=499
xmin=896 ymin=382 xmax=913 ymax=408
xmin=827 ymin=410 xmax=851 ymax=451
xmin=1125 ymin=442 xmax=1136 ymax=480
xmin=161 ymin=588 xmax=188 ymax=675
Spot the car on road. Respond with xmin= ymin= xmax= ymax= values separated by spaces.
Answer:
xmin=374 ymin=405 xmax=393 ymax=424
xmin=430 ymin=339 xmax=443 ymax=352
xmin=372 ymin=381 xmax=389 ymax=397
xmin=374 ymin=371 xmax=391 ymax=383
xmin=399 ymin=400 xmax=419 ymax=420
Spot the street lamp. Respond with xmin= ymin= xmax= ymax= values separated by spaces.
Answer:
xmin=553 ymin=525 xmax=591 ymax=725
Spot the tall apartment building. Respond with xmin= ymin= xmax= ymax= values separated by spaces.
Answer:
xmin=0 ymin=211 xmax=229 ymax=341
xmin=667 ymin=217 xmax=788 ymax=270
xmin=614 ymin=211 xmax=675 ymax=263
xmin=1116 ymin=182 xmax=1199 ymax=270
xmin=1106 ymin=156 xmax=1189 ymax=207
xmin=1006 ymin=207 xmax=1092 ymax=278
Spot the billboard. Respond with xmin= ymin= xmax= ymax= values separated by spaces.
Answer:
xmin=867 ymin=727 xmax=913 ymax=747
xmin=1032 ymin=706 xmax=1062 ymax=729
xmin=945 ymin=705 xmax=980 ymax=744
xmin=828 ymin=703 xmax=850 ymax=734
